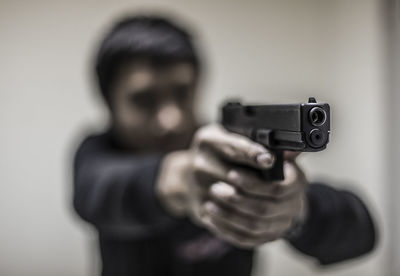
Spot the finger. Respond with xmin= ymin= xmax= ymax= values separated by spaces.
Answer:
xmin=193 ymin=124 xmax=275 ymax=169
xmin=192 ymin=150 xmax=229 ymax=185
xmin=227 ymin=162 xmax=306 ymax=199
xmin=284 ymin=151 xmax=301 ymax=161
xmin=201 ymin=211 xmax=281 ymax=248
xmin=203 ymin=201 xmax=292 ymax=236
xmin=209 ymin=182 xmax=303 ymax=218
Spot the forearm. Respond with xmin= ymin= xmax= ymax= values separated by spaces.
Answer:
xmin=73 ymin=145 xmax=181 ymax=240
xmin=287 ymin=184 xmax=376 ymax=265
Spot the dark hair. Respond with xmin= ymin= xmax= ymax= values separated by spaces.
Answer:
xmin=95 ymin=15 xmax=201 ymax=102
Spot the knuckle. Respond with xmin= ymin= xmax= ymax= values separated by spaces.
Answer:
xmin=236 ymin=137 xmax=251 ymax=150
xmin=193 ymin=132 xmax=204 ymax=146
xmin=252 ymin=203 xmax=269 ymax=217
xmin=210 ymin=182 xmax=237 ymax=202
xmin=193 ymin=126 xmax=212 ymax=145
xmin=237 ymin=139 xmax=258 ymax=160
xmin=192 ymin=155 xmax=207 ymax=172
xmin=221 ymin=144 xmax=237 ymax=159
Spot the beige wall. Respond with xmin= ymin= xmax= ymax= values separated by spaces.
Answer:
xmin=386 ymin=1 xmax=400 ymax=275
xmin=0 ymin=0 xmax=389 ymax=275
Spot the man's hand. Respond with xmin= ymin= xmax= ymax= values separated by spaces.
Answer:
xmin=156 ymin=124 xmax=308 ymax=248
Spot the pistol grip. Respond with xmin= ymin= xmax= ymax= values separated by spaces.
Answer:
xmin=260 ymin=151 xmax=284 ymax=181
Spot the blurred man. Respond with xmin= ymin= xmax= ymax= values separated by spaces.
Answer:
xmin=73 ymin=15 xmax=376 ymax=276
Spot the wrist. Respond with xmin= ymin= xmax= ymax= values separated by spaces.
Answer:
xmin=284 ymin=195 xmax=309 ymax=241
xmin=156 ymin=151 xmax=191 ymax=217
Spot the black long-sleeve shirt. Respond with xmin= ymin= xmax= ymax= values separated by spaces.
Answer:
xmin=73 ymin=132 xmax=376 ymax=276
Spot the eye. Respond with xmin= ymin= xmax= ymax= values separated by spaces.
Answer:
xmin=173 ymin=85 xmax=190 ymax=103
xmin=129 ymin=89 xmax=157 ymax=110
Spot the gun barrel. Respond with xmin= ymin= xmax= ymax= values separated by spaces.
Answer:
xmin=221 ymin=98 xmax=330 ymax=152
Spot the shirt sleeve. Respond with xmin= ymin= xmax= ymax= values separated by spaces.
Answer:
xmin=287 ymin=183 xmax=377 ymax=265
xmin=72 ymin=134 xmax=181 ymax=240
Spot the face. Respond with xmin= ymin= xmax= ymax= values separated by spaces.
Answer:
xmin=109 ymin=59 xmax=198 ymax=153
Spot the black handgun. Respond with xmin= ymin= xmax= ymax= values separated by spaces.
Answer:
xmin=221 ymin=97 xmax=330 ymax=180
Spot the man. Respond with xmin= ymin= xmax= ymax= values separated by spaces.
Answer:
xmin=73 ymin=15 xmax=376 ymax=276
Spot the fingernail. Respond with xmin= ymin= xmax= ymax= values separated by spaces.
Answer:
xmin=211 ymin=182 xmax=235 ymax=198
xmin=257 ymin=153 xmax=274 ymax=168
xmin=204 ymin=201 xmax=218 ymax=214
xmin=227 ymin=170 xmax=240 ymax=183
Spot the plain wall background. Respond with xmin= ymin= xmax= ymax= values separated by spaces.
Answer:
xmin=0 ymin=0 xmax=391 ymax=275
xmin=387 ymin=0 xmax=400 ymax=275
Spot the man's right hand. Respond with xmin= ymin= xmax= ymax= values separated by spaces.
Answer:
xmin=156 ymin=124 xmax=308 ymax=248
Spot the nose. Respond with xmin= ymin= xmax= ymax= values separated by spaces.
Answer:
xmin=155 ymin=102 xmax=184 ymax=136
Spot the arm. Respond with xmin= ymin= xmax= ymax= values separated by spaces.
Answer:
xmin=287 ymin=184 xmax=377 ymax=265
xmin=73 ymin=134 xmax=180 ymax=240
xmin=161 ymin=125 xmax=376 ymax=263
xmin=157 ymin=124 xmax=308 ymax=248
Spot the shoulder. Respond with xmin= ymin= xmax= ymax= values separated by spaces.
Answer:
xmin=78 ymin=132 xmax=110 ymax=150
xmin=74 ymin=131 xmax=114 ymax=162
